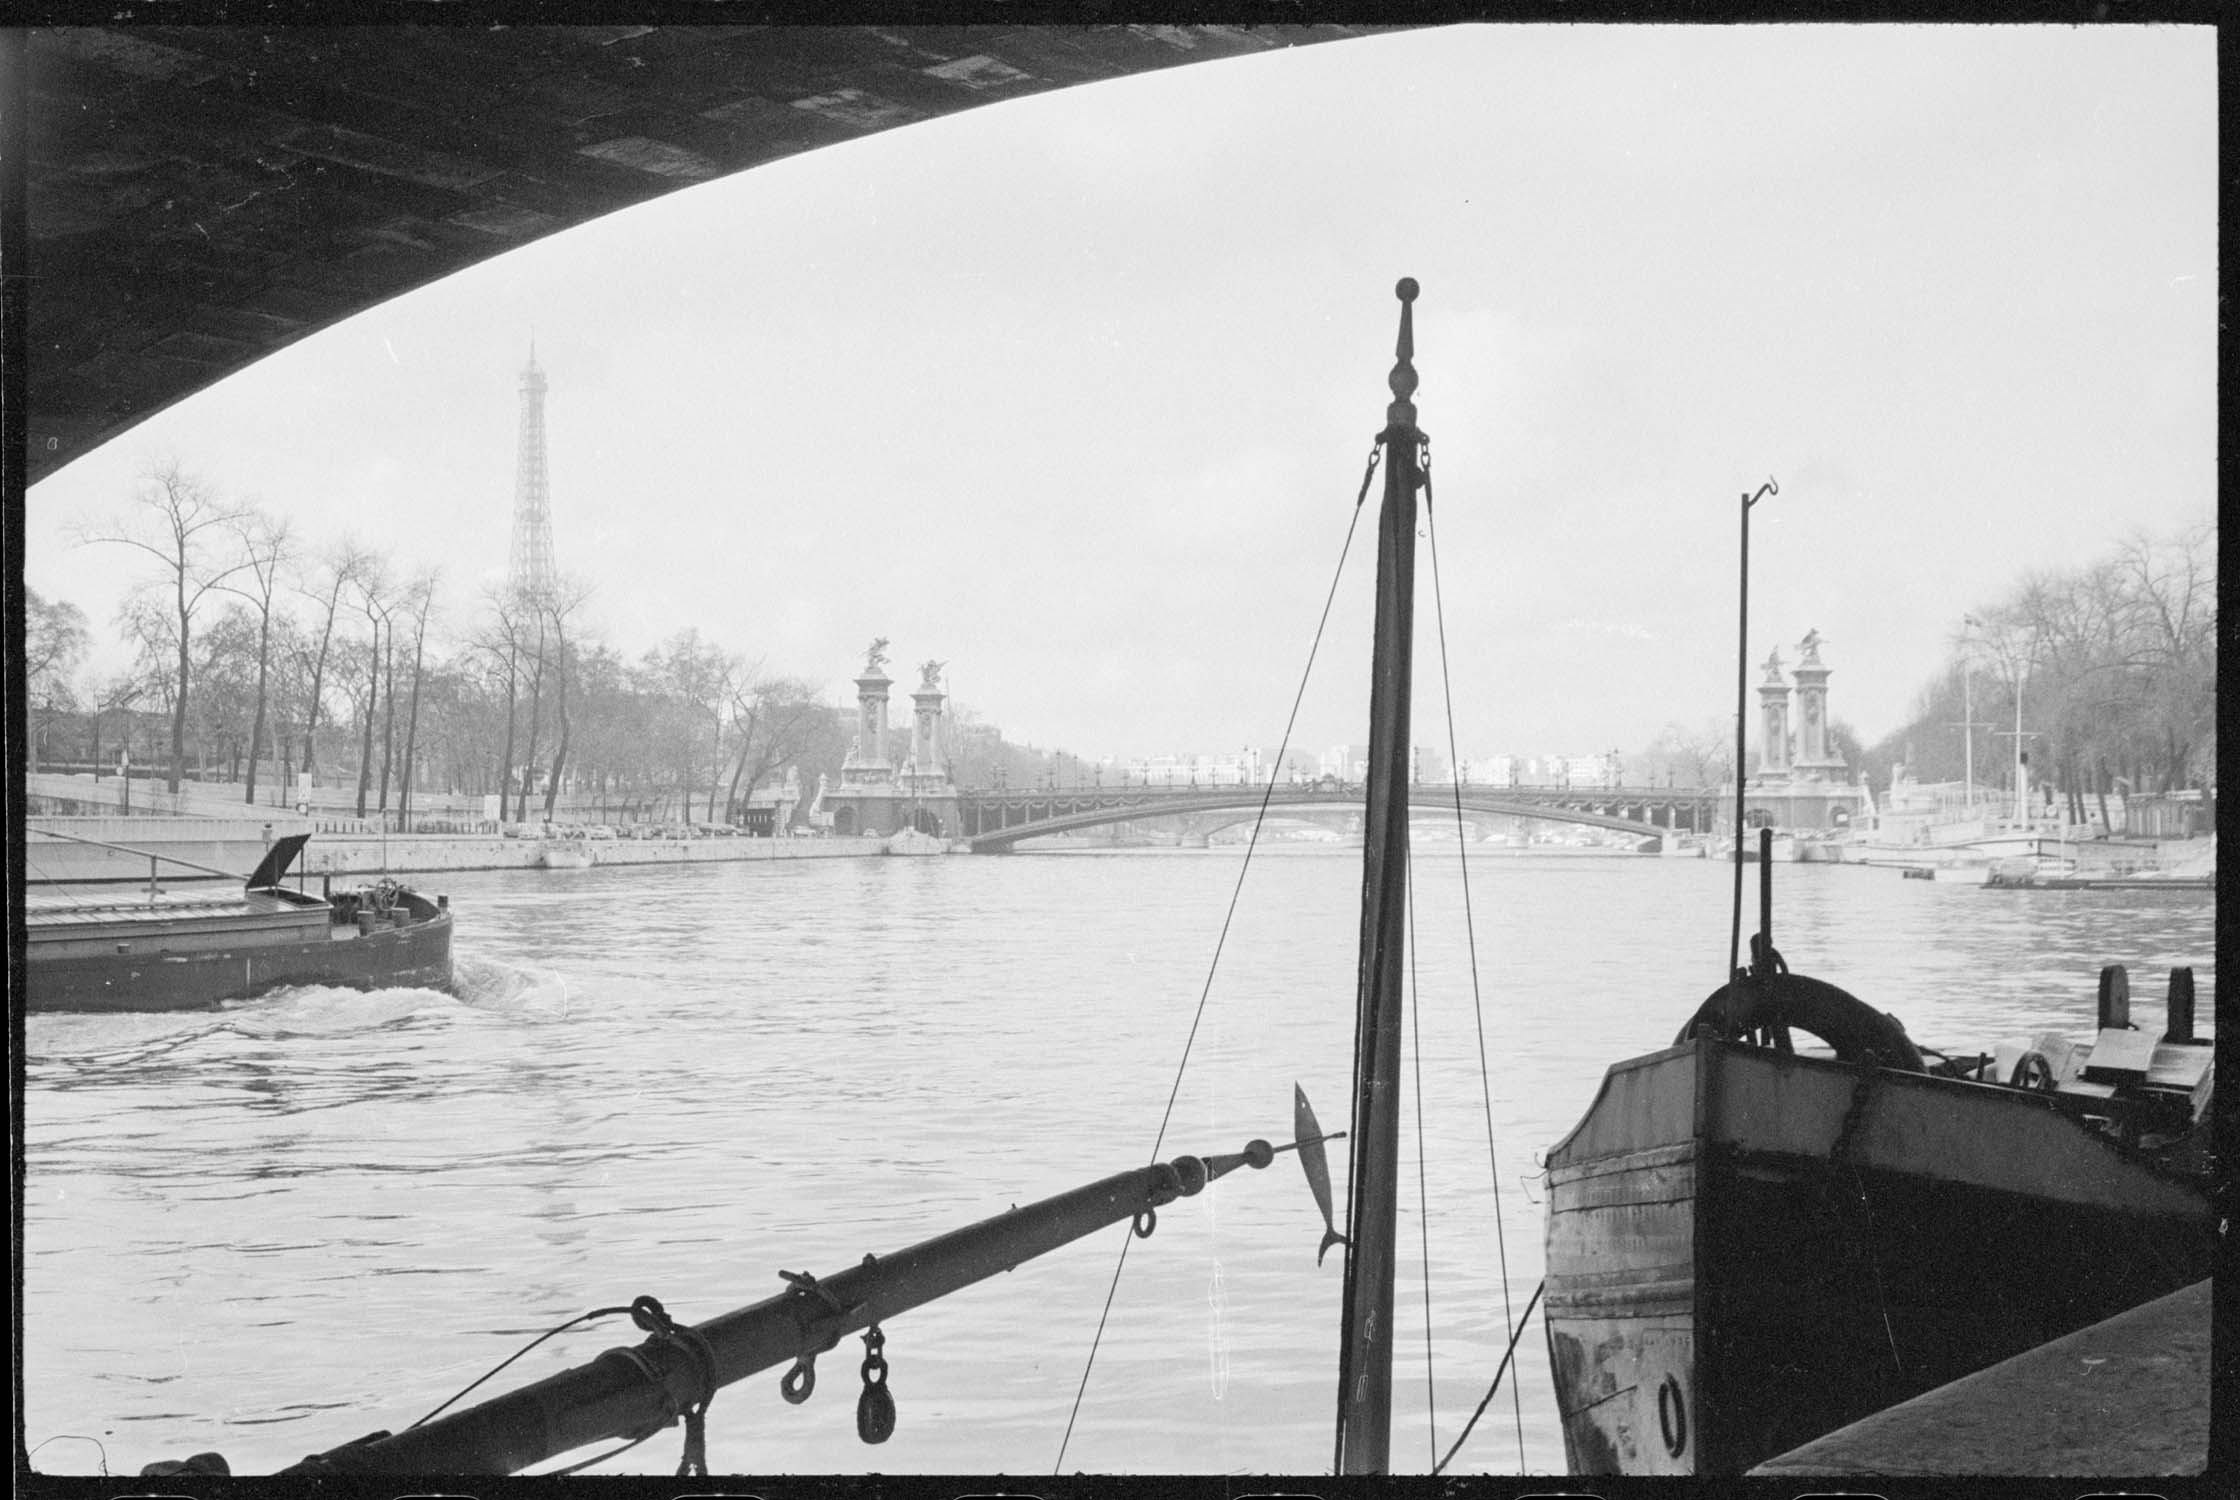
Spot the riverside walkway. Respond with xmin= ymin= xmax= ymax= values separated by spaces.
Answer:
xmin=1750 ymin=1279 xmax=2212 ymax=1477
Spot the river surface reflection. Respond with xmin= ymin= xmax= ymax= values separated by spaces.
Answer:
xmin=21 ymin=848 xmax=2216 ymax=1477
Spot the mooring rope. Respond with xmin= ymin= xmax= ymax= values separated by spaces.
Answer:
xmin=1053 ymin=440 xmax=1384 ymax=1473
xmin=1423 ymin=457 xmax=1527 ymax=1467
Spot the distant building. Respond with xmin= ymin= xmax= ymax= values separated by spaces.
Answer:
xmin=1320 ymin=745 xmax=1367 ymax=782
xmin=1123 ymin=749 xmax=1274 ymax=787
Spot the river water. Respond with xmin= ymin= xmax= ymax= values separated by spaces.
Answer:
xmin=20 ymin=846 xmax=2216 ymax=1478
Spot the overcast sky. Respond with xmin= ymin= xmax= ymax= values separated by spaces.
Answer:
xmin=22 ymin=23 xmax=2217 ymax=765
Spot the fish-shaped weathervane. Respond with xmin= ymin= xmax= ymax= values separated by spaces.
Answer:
xmin=1294 ymin=1083 xmax=1348 ymax=1266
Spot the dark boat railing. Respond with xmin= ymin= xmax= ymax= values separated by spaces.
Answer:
xmin=28 ymin=826 xmax=323 ymax=900
xmin=27 ymin=825 xmax=257 ymax=896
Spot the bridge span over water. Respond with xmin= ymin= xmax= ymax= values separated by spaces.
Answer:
xmin=953 ymin=783 xmax=1721 ymax=853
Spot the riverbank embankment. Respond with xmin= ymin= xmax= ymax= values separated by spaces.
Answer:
xmin=25 ymin=815 xmax=889 ymax=882
xmin=1750 ymin=1278 xmax=2210 ymax=1476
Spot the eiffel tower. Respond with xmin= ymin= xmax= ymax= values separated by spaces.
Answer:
xmin=507 ymin=344 xmax=557 ymax=603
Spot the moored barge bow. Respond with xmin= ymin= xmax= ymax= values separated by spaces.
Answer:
xmin=1543 ymin=1034 xmax=2213 ymax=1475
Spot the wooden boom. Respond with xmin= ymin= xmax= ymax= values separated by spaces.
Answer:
xmin=274 ymin=1140 xmax=1277 ymax=1475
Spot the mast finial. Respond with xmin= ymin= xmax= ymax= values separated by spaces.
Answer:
xmin=1387 ymin=278 xmax=1419 ymax=425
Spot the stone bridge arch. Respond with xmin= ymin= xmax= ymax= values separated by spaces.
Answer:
xmin=27 ymin=24 xmax=1376 ymax=481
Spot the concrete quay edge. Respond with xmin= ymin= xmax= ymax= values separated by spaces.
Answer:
xmin=310 ymin=835 xmax=890 ymax=877
xmin=1747 ymin=1278 xmax=2211 ymax=1477
xmin=27 ymin=825 xmax=894 ymax=882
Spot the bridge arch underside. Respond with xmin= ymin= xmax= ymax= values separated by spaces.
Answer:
xmin=966 ymin=794 xmax=1693 ymax=853
xmin=25 ymin=24 xmax=1371 ymax=484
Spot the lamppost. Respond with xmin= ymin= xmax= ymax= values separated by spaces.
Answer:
xmin=1976 ymin=619 xmax=2037 ymax=828
xmin=1999 ymin=651 xmax=2035 ymax=827
xmin=1956 ymin=615 xmax=1984 ymax=813
xmin=1728 ymin=478 xmax=1778 ymax=989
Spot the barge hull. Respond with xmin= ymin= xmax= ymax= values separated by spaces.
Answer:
xmin=1544 ymin=1041 xmax=2212 ymax=1475
xmin=27 ymin=905 xmax=452 ymax=1014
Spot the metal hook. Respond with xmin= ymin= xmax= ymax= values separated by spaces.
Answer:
xmin=780 ymin=1354 xmax=817 ymax=1405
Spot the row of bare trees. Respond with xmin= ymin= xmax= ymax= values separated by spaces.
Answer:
xmin=1865 ymin=518 xmax=2216 ymax=813
xmin=64 ymin=462 xmax=447 ymax=819
xmin=41 ymin=460 xmax=843 ymax=827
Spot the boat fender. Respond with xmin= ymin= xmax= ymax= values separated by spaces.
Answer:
xmin=1656 ymin=1375 xmax=1688 ymax=1459
xmin=856 ymin=1325 xmax=896 ymax=1444
xmin=1676 ymin=972 xmax=1927 ymax=1072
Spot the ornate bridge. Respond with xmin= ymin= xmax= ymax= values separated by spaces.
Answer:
xmin=954 ymin=783 xmax=1723 ymax=853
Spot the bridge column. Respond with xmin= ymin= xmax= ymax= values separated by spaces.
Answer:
xmin=1758 ymin=650 xmax=1792 ymax=778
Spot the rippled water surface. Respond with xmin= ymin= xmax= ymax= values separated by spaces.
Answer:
xmin=21 ymin=849 xmax=2215 ymax=1477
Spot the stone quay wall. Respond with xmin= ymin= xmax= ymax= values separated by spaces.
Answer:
xmin=26 ymin=817 xmax=890 ymax=883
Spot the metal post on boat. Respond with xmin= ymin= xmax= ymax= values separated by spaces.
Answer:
xmin=2098 ymin=964 xmax=2131 ymax=1032
xmin=2163 ymin=967 xmax=2195 ymax=1044
xmin=1758 ymin=826 xmax=1775 ymax=953
xmin=1333 ymin=278 xmax=1424 ymax=1476
xmin=1726 ymin=479 xmax=1777 ymax=988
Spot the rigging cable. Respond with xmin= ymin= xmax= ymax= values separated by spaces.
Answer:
xmin=1431 ymin=1279 xmax=1545 ymax=1475
xmin=1053 ymin=440 xmax=1384 ymax=1474
xmin=406 ymin=1303 xmax=639 ymax=1429
xmin=1422 ymin=455 xmax=1527 ymax=1467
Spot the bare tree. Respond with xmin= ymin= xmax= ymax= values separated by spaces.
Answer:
xmin=74 ymin=460 xmax=252 ymax=791
xmin=351 ymin=556 xmax=396 ymax=820
xmin=642 ymin=628 xmax=729 ymax=823
xmin=471 ymin=584 xmax=541 ymax=823
xmin=513 ymin=597 xmax=550 ymax=825
xmin=293 ymin=541 xmax=366 ymax=785
xmin=393 ymin=573 xmax=441 ymax=827
xmin=211 ymin=508 xmax=294 ymax=804
xmin=723 ymin=671 xmax=825 ymax=827
xmin=538 ymin=576 xmax=595 ymax=824
xmin=24 ymin=588 xmax=91 ymax=773
xmin=2113 ymin=520 xmax=2217 ymax=790
xmin=703 ymin=650 xmax=743 ymax=824
xmin=1650 ymin=718 xmax=1734 ymax=791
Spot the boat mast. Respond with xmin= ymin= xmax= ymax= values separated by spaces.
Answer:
xmin=1334 ymin=277 xmax=1422 ymax=1475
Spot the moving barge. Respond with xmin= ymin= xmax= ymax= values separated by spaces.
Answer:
xmin=24 ymin=832 xmax=453 ymax=1013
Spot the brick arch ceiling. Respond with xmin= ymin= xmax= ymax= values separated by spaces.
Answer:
xmin=22 ymin=23 xmax=1376 ymax=487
